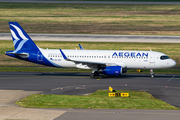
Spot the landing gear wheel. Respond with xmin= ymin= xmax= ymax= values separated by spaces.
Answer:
xmin=90 ymin=73 xmax=95 ymax=78
xmin=94 ymin=71 xmax=99 ymax=76
xmin=151 ymin=74 xmax=154 ymax=78
xmin=150 ymin=69 xmax=154 ymax=78
xmin=90 ymin=71 xmax=99 ymax=79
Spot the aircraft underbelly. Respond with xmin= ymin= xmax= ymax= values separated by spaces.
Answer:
xmin=55 ymin=60 xmax=76 ymax=68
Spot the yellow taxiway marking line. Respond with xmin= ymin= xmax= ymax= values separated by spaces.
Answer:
xmin=97 ymin=75 xmax=107 ymax=80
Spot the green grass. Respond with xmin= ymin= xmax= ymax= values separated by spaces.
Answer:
xmin=0 ymin=66 xmax=91 ymax=73
xmin=0 ymin=67 xmax=180 ymax=75
xmin=1 ymin=3 xmax=180 ymax=35
xmin=16 ymin=90 xmax=179 ymax=110
xmin=128 ymin=69 xmax=180 ymax=74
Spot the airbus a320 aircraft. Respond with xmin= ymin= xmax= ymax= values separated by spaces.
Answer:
xmin=5 ymin=22 xmax=176 ymax=78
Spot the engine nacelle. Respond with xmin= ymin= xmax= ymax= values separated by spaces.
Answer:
xmin=100 ymin=66 xmax=122 ymax=75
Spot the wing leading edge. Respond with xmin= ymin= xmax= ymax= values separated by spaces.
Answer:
xmin=59 ymin=49 xmax=105 ymax=65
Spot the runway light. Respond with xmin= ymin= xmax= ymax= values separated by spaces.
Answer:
xmin=83 ymin=85 xmax=85 ymax=87
xmin=61 ymin=88 xmax=63 ymax=89
xmin=125 ymin=84 xmax=127 ymax=86
xmin=166 ymin=86 xmax=168 ymax=88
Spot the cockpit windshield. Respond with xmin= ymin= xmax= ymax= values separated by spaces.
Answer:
xmin=160 ymin=56 xmax=170 ymax=60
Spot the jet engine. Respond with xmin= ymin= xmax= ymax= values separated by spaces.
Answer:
xmin=99 ymin=66 xmax=126 ymax=75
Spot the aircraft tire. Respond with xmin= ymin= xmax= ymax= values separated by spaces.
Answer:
xmin=151 ymin=74 xmax=154 ymax=78
xmin=94 ymin=71 xmax=99 ymax=76
xmin=90 ymin=73 xmax=95 ymax=78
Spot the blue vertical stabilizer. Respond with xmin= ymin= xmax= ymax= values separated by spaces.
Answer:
xmin=9 ymin=22 xmax=39 ymax=52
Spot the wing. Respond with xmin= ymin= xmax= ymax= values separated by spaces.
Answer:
xmin=59 ymin=49 xmax=127 ymax=69
xmin=59 ymin=49 xmax=105 ymax=66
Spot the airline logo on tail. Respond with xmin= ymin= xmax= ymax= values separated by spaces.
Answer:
xmin=9 ymin=22 xmax=39 ymax=52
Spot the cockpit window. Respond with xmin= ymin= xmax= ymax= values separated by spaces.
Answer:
xmin=160 ymin=56 xmax=170 ymax=60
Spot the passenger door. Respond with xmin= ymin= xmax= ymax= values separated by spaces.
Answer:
xmin=150 ymin=54 xmax=155 ymax=63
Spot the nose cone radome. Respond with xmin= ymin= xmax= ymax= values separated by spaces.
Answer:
xmin=171 ymin=60 xmax=176 ymax=67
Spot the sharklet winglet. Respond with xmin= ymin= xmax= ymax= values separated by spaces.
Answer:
xmin=59 ymin=49 xmax=69 ymax=60
xmin=79 ymin=44 xmax=84 ymax=50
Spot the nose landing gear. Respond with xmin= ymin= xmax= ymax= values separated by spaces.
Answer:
xmin=150 ymin=69 xmax=154 ymax=78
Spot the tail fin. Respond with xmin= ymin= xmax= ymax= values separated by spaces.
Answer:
xmin=9 ymin=22 xmax=39 ymax=52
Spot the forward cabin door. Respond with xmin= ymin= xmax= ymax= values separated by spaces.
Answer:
xmin=150 ymin=53 xmax=155 ymax=63
xmin=149 ymin=53 xmax=155 ymax=68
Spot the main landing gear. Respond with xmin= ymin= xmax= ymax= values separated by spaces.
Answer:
xmin=150 ymin=69 xmax=154 ymax=78
xmin=90 ymin=71 xmax=99 ymax=78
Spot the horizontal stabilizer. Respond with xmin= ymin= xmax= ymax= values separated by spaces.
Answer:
xmin=6 ymin=52 xmax=29 ymax=58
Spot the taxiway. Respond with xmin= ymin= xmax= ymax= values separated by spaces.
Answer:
xmin=0 ymin=72 xmax=180 ymax=120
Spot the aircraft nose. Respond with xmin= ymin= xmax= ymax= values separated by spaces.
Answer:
xmin=171 ymin=60 xmax=176 ymax=67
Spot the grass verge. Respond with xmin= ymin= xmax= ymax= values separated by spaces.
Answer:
xmin=0 ymin=67 xmax=180 ymax=75
xmin=16 ymin=90 xmax=179 ymax=110
xmin=1 ymin=3 xmax=180 ymax=35
xmin=0 ymin=66 xmax=91 ymax=73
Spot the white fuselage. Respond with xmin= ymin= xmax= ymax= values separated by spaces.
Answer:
xmin=39 ymin=49 xmax=176 ymax=70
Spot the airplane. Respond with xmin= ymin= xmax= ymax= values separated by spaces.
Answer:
xmin=5 ymin=22 xmax=176 ymax=78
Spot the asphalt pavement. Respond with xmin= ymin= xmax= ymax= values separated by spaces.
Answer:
xmin=1 ymin=72 xmax=180 ymax=120
xmin=0 ymin=72 xmax=180 ymax=120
